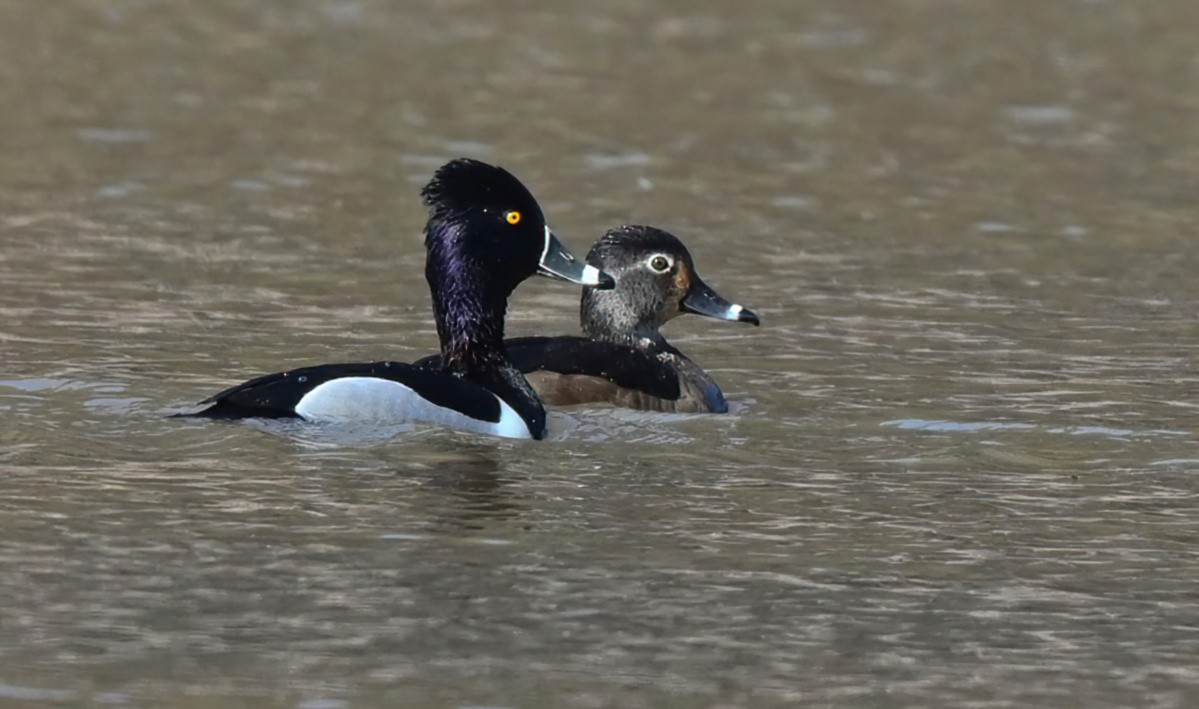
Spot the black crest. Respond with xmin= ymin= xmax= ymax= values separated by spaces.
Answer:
xmin=421 ymin=158 xmax=545 ymax=226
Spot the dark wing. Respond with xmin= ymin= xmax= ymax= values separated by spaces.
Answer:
xmin=411 ymin=352 xmax=442 ymax=369
xmin=504 ymin=336 xmax=681 ymax=401
xmin=181 ymin=360 xmax=502 ymax=422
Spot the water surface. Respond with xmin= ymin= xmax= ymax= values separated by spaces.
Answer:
xmin=2 ymin=0 xmax=1199 ymax=706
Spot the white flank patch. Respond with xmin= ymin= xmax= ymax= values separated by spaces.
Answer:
xmin=294 ymin=377 xmax=532 ymax=439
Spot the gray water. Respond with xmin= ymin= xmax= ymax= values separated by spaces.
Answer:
xmin=2 ymin=1 xmax=1199 ymax=707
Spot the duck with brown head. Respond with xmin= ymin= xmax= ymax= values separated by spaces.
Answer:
xmin=417 ymin=225 xmax=759 ymax=413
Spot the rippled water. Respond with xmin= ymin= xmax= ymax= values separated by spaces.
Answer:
xmin=3 ymin=0 xmax=1199 ymax=706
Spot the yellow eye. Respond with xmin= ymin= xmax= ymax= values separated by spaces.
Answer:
xmin=505 ymin=210 xmax=522 ymax=225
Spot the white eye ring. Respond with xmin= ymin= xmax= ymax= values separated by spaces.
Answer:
xmin=646 ymin=253 xmax=673 ymax=273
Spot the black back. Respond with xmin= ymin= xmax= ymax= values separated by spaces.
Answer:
xmin=187 ymin=361 xmax=503 ymax=424
xmin=413 ymin=337 xmax=683 ymax=402
xmin=503 ymin=336 xmax=683 ymax=402
xmin=412 ymin=339 xmax=686 ymax=403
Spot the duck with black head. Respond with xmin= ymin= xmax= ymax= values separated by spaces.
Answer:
xmin=417 ymin=225 xmax=759 ymax=413
xmin=179 ymin=159 xmax=612 ymax=440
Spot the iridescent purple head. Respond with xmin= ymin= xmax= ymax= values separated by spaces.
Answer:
xmin=420 ymin=159 xmax=611 ymax=369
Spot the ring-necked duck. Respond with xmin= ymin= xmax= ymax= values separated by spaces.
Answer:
xmin=417 ymin=225 xmax=758 ymax=413
xmin=179 ymin=159 xmax=613 ymax=440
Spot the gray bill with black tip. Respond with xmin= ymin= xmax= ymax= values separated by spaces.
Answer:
xmin=681 ymin=276 xmax=760 ymax=325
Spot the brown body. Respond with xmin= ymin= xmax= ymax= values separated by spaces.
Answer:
xmin=525 ymin=350 xmax=721 ymax=413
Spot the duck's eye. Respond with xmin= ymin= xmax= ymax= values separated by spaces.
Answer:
xmin=505 ymin=210 xmax=522 ymax=225
xmin=648 ymin=254 xmax=671 ymax=273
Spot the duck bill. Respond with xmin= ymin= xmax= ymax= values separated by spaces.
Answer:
xmin=537 ymin=227 xmax=614 ymax=289
xmin=681 ymin=276 xmax=760 ymax=325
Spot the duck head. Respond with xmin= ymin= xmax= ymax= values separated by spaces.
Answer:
xmin=580 ymin=225 xmax=759 ymax=347
xmin=423 ymin=159 xmax=609 ymax=292
xmin=422 ymin=159 xmax=612 ymax=370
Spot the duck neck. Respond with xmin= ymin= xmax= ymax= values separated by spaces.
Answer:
xmin=581 ymin=294 xmax=668 ymax=351
xmin=426 ymin=223 xmax=512 ymax=372
xmin=582 ymin=315 xmax=669 ymax=352
xmin=425 ymin=226 xmax=547 ymax=438
xmin=431 ymin=282 xmax=510 ymax=372
xmin=431 ymin=287 xmax=548 ymax=438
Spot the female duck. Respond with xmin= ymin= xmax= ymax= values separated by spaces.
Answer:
xmin=420 ymin=225 xmax=759 ymax=413
xmin=182 ymin=159 xmax=611 ymax=440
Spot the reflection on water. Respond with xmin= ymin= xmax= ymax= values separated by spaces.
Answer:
xmin=883 ymin=418 xmax=1192 ymax=439
xmin=2 ymin=0 xmax=1199 ymax=706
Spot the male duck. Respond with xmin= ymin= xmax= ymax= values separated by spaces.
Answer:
xmin=418 ymin=225 xmax=759 ymax=413
xmin=181 ymin=159 xmax=612 ymax=440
